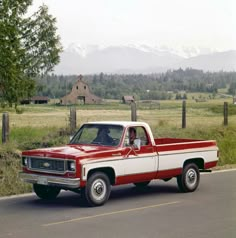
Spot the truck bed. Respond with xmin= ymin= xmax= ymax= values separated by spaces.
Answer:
xmin=154 ymin=138 xmax=217 ymax=152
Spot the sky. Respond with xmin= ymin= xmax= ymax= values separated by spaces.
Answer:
xmin=31 ymin=0 xmax=236 ymax=54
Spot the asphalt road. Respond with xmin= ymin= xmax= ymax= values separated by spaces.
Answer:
xmin=0 ymin=169 xmax=235 ymax=238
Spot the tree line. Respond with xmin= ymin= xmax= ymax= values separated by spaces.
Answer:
xmin=35 ymin=69 xmax=236 ymax=101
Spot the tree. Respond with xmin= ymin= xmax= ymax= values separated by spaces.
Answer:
xmin=0 ymin=0 xmax=62 ymax=108
xmin=175 ymin=93 xmax=182 ymax=100
xmin=183 ymin=93 xmax=187 ymax=100
xmin=228 ymin=82 xmax=236 ymax=96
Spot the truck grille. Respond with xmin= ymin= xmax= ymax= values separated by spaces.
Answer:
xmin=29 ymin=157 xmax=65 ymax=174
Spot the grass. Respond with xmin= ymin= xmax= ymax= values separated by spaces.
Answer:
xmin=153 ymin=124 xmax=236 ymax=166
xmin=0 ymin=145 xmax=32 ymax=196
xmin=0 ymin=97 xmax=236 ymax=196
xmin=0 ymin=128 xmax=70 ymax=196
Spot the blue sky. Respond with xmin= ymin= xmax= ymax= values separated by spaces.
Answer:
xmin=31 ymin=0 xmax=236 ymax=52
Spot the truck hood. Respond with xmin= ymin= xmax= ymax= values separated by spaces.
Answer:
xmin=22 ymin=144 xmax=117 ymax=159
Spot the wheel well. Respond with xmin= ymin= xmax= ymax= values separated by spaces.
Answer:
xmin=87 ymin=167 xmax=116 ymax=185
xmin=183 ymin=158 xmax=204 ymax=169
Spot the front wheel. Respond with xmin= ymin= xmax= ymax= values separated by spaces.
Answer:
xmin=33 ymin=184 xmax=61 ymax=200
xmin=177 ymin=163 xmax=200 ymax=192
xmin=81 ymin=172 xmax=111 ymax=206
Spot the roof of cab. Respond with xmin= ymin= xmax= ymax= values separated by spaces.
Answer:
xmin=86 ymin=121 xmax=149 ymax=127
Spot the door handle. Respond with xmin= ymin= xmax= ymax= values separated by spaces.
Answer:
xmin=112 ymin=153 xmax=121 ymax=156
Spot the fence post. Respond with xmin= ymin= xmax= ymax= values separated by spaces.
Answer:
xmin=182 ymin=100 xmax=186 ymax=128
xmin=2 ymin=112 xmax=9 ymax=144
xmin=70 ymin=107 xmax=77 ymax=133
xmin=223 ymin=102 xmax=228 ymax=126
xmin=131 ymin=102 xmax=137 ymax=121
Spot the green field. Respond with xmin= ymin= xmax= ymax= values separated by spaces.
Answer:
xmin=0 ymin=97 xmax=236 ymax=196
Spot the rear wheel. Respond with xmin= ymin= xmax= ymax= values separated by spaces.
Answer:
xmin=33 ymin=184 xmax=61 ymax=200
xmin=177 ymin=163 xmax=200 ymax=192
xmin=81 ymin=172 xmax=111 ymax=206
xmin=134 ymin=181 xmax=151 ymax=188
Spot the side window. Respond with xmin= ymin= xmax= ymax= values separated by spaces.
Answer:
xmin=136 ymin=127 xmax=149 ymax=146
xmin=124 ymin=126 xmax=149 ymax=147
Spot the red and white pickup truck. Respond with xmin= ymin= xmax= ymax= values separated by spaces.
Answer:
xmin=20 ymin=121 xmax=219 ymax=206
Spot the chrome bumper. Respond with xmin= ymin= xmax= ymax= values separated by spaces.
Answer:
xmin=19 ymin=172 xmax=80 ymax=189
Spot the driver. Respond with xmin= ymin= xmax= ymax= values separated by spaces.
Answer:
xmin=93 ymin=127 xmax=114 ymax=145
xmin=129 ymin=127 xmax=137 ymax=145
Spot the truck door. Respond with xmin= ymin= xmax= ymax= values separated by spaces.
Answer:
xmin=121 ymin=126 xmax=158 ymax=183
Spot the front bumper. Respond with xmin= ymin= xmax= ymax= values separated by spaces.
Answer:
xmin=19 ymin=172 xmax=80 ymax=189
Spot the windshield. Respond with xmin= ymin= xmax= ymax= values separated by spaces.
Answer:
xmin=70 ymin=124 xmax=124 ymax=146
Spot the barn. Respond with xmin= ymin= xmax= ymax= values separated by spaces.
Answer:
xmin=60 ymin=75 xmax=102 ymax=105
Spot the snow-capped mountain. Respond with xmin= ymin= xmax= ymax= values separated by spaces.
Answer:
xmin=53 ymin=43 xmax=236 ymax=75
xmin=173 ymin=51 xmax=236 ymax=71
xmin=66 ymin=43 xmax=106 ymax=57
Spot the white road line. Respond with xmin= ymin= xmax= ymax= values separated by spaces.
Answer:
xmin=43 ymin=201 xmax=181 ymax=227
xmin=0 ymin=192 xmax=33 ymax=201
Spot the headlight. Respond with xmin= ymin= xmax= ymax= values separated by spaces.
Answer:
xmin=67 ymin=161 xmax=76 ymax=172
xmin=22 ymin=157 xmax=28 ymax=166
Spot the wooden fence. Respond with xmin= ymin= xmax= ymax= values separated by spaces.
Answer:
xmin=2 ymin=112 xmax=9 ymax=144
xmin=1 ymin=102 xmax=229 ymax=144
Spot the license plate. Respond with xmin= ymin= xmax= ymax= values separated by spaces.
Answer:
xmin=37 ymin=177 xmax=48 ymax=185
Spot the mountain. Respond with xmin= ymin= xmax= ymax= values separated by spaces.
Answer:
xmin=173 ymin=51 xmax=236 ymax=72
xmin=53 ymin=44 xmax=236 ymax=75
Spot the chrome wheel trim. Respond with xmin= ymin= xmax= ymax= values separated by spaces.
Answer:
xmin=91 ymin=179 xmax=107 ymax=201
xmin=186 ymin=168 xmax=197 ymax=188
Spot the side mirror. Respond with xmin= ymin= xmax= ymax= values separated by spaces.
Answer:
xmin=133 ymin=138 xmax=141 ymax=150
xmin=69 ymin=135 xmax=74 ymax=142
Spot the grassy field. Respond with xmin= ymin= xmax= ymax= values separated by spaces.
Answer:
xmin=0 ymin=97 xmax=236 ymax=196
xmin=0 ymin=97 xmax=234 ymax=127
